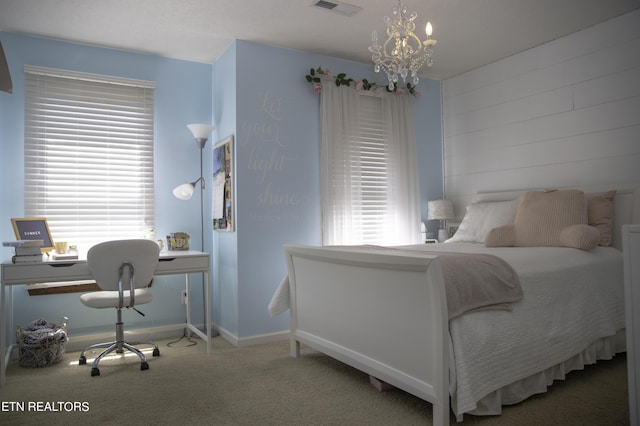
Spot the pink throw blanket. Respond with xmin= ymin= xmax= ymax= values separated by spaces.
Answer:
xmin=381 ymin=246 xmax=523 ymax=319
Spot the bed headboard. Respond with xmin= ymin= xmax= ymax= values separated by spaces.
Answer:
xmin=472 ymin=184 xmax=639 ymax=251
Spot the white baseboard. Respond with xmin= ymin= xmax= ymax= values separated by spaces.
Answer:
xmin=64 ymin=323 xmax=196 ymax=353
xmin=216 ymin=327 xmax=289 ymax=348
xmin=216 ymin=326 xmax=239 ymax=347
xmin=60 ymin=324 xmax=289 ymax=354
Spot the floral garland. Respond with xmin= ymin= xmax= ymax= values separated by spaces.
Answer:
xmin=304 ymin=67 xmax=420 ymax=98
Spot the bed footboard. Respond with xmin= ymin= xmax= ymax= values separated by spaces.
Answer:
xmin=284 ymin=245 xmax=450 ymax=426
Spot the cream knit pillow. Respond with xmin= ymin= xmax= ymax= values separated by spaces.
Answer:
xmin=513 ymin=189 xmax=587 ymax=247
xmin=485 ymin=224 xmax=515 ymax=247
xmin=559 ymin=224 xmax=601 ymax=251
xmin=586 ymin=190 xmax=616 ymax=247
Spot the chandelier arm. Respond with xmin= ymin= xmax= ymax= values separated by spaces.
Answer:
xmin=407 ymin=32 xmax=424 ymax=56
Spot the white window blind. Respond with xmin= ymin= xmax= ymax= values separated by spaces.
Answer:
xmin=347 ymin=94 xmax=389 ymax=244
xmin=23 ymin=65 xmax=155 ymax=251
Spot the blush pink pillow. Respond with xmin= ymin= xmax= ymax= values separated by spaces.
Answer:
xmin=512 ymin=189 xmax=587 ymax=247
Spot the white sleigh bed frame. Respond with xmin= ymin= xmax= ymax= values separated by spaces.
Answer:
xmin=286 ymin=246 xmax=450 ymax=423
xmin=283 ymin=185 xmax=638 ymax=426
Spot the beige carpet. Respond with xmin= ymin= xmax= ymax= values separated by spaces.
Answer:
xmin=0 ymin=335 xmax=630 ymax=425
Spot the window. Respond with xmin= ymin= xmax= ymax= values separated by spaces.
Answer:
xmin=320 ymin=83 xmax=421 ymax=246
xmin=24 ymin=65 xmax=155 ymax=252
xmin=344 ymin=94 xmax=388 ymax=243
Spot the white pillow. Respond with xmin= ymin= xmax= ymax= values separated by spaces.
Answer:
xmin=445 ymin=198 xmax=519 ymax=243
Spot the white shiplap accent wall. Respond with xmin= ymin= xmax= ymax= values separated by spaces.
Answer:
xmin=442 ymin=9 xmax=640 ymax=219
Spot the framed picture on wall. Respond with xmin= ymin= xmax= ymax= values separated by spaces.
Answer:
xmin=212 ymin=135 xmax=234 ymax=232
xmin=11 ymin=217 xmax=55 ymax=252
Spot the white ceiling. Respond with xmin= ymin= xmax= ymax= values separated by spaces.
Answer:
xmin=1 ymin=0 xmax=639 ymax=80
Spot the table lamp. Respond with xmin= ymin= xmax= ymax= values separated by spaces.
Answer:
xmin=428 ymin=199 xmax=454 ymax=242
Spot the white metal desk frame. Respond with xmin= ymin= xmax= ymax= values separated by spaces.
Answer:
xmin=1 ymin=250 xmax=212 ymax=387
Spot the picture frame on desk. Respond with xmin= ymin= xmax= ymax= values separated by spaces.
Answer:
xmin=11 ymin=217 xmax=55 ymax=253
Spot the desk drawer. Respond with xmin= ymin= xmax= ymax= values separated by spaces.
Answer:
xmin=156 ymin=254 xmax=209 ymax=275
xmin=2 ymin=262 xmax=92 ymax=285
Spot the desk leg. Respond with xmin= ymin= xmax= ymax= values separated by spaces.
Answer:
xmin=1 ymin=284 xmax=6 ymax=388
xmin=0 ymin=284 xmax=11 ymax=388
xmin=205 ymin=270 xmax=211 ymax=354
xmin=185 ymin=273 xmax=191 ymax=339
xmin=182 ymin=272 xmax=210 ymax=353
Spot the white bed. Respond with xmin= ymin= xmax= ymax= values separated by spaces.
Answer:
xmin=270 ymin=185 xmax=638 ymax=425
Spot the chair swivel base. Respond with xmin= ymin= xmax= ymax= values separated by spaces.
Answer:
xmin=79 ymin=341 xmax=160 ymax=376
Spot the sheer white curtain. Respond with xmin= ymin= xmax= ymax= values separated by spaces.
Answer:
xmin=320 ymin=83 xmax=421 ymax=246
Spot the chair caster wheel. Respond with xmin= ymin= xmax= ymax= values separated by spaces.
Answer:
xmin=152 ymin=348 xmax=160 ymax=357
xmin=91 ymin=367 xmax=100 ymax=377
xmin=141 ymin=362 xmax=149 ymax=371
xmin=79 ymin=355 xmax=87 ymax=365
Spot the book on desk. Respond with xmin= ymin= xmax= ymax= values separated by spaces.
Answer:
xmin=14 ymin=245 xmax=43 ymax=256
xmin=3 ymin=239 xmax=44 ymax=248
xmin=11 ymin=254 xmax=44 ymax=263
xmin=4 ymin=239 xmax=46 ymax=263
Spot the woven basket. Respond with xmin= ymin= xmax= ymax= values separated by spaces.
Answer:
xmin=16 ymin=317 xmax=69 ymax=368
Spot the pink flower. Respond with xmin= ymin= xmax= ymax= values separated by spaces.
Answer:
xmin=413 ymin=91 xmax=421 ymax=99
xmin=322 ymin=69 xmax=333 ymax=80
xmin=395 ymin=88 xmax=405 ymax=96
xmin=354 ymin=81 xmax=364 ymax=91
xmin=312 ymin=83 xmax=322 ymax=94
xmin=372 ymin=86 xmax=384 ymax=95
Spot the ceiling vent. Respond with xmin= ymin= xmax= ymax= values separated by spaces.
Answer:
xmin=312 ymin=0 xmax=361 ymax=17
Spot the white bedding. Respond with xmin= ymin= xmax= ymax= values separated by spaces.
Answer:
xmin=404 ymin=242 xmax=625 ymax=418
xmin=269 ymin=242 xmax=626 ymax=419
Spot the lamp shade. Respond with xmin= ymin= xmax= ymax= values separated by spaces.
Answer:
xmin=187 ymin=123 xmax=214 ymax=140
xmin=427 ymin=199 xmax=454 ymax=220
xmin=173 ymin=182 xmax=195 ymax=200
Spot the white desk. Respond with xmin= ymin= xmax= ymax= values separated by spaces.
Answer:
xmin=1 ymin=250 xmax=211 ymax=387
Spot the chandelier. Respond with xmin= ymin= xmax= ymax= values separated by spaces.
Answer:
xmin=368 ymin=2 xmax=437 ymax=89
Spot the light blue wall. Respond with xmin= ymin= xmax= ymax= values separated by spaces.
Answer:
xmin=0 ymin=33 xmax=443 ymax=343
xmin=211 ymin=43 xmax=239 ymax=335
xmin=0 ymin=32 xmax=213 ymax=336
xmin=218 ymin=41 xmax=443 ymax=340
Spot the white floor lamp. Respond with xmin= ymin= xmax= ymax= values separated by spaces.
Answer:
xmin=173 ymin=123 xmax=215 ymax=251
xmin=172 ymin=123 xmax=215 ymax=342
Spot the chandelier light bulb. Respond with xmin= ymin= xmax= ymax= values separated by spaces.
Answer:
xmin=426 ymin=22 xmax=433 ymax=37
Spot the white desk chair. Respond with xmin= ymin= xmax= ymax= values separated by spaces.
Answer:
xmin=78 ymin=239 xmax=160 ymax=376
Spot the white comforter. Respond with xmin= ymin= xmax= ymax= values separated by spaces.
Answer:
xmin=411 ymin=243 xmax=625 ymax=418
